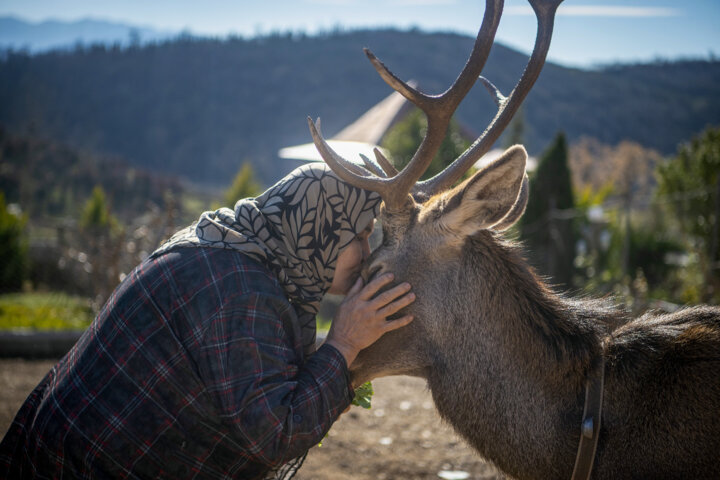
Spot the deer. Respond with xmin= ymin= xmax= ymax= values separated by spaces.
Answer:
xmin=306 ymin=0 xmax=720 ymax=479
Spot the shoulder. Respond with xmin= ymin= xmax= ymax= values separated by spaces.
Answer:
xmin=150 ymin=247 xmax=284 ymax=297
xmin=132 ymin=247 xmax=293 ymax=325
xmin=149 ymin=247 xmax=300 ymax=338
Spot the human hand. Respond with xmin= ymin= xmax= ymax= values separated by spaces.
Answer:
xmin=326 ymin=273 xmax=415 ymax=367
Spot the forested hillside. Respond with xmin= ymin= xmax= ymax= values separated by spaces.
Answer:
xmin=0 ymin=128 xmax=182 ymax=222
xmin=1 ymin=29 xmax=718 ymax=186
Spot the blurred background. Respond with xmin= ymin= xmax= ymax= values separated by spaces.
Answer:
xmin=0 ymin=0 xmax=718 ymax=334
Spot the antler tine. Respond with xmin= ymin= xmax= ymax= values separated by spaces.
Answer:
xmin=308 ymin=117 xmax=395 ymax=195
xmin=373 ymin=148 xmax=399 ymax=177
xmin=353 ymin=0 xmax=505 ymax=209
xmin=309 ymin=0 xmax=556 ymax=210
xmin=438 ymin=0 xmax=503 ymax=110
xmin=416 ymin=0 xmax=564 ymax=197
xmin=359 ymin=153 xmax=388 ymax=178
xmin=479 ymin=76 xmax=506 ymax=108
xmin=364 ymin=49 xmax=431 ymax=110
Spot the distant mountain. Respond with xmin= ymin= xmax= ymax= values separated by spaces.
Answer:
xmin=0 ymin=28 xmax=718 ymax=187
xmin=0 ymin=16 xmax=174 ymax=52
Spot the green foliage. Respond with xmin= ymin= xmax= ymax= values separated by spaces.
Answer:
xmin=625 ymin=227 xmax=684 ymax=288
xmin=574 ymin=180 xmax=695 ymax=309
xmin=0 ymin=192 xmax=28 ymax=292
xmin=352 ymin=381 xmax=374 ymax=409
xmin=80 ymin=186 xmax=111 ymax=229
xmin=657 ymin=126 xmax=720 ymax=301
xmin=223 ymin=163 xmax=262 ymax=207
xmin=657 ymin=126 xmax=720 ymax=258
xmin=315 ymin=315 xmax=332 ymax=334
xmin=604 ymin=216 xmax=681 ymax=289
xmin=0 ymin=292 xmax=93 ymax=330
xmin=79 ymin=185 xmax=122 ymax=240
xmin=520 ymin=132 xmax=576 ymax=287
xmin=381 ymin=108 xmax=470 ymax=181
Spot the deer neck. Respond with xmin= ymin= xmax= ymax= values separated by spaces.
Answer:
xmin=426 ymin=234 xmax=604 ymax=479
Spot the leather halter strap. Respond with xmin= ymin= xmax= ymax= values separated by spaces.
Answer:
xmin=571 ymin=356 xmax=605 ymax=480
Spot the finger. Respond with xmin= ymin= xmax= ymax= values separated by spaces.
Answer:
xmin=382 ymin=315 xmax=414 ymax=333
xmin=377 ymin=292 xmax=416 ymax=318
xmin=370 ymin=282 xmax=412 ymax=309
xmin=358 ymin=273 xmax=395 ymax=300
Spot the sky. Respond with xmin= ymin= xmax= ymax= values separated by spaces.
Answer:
xmin=1 ymin=0 xmax=718 ymax=68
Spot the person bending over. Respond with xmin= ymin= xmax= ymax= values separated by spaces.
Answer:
xmin=0 ymin=163 xmax=415 ymax=479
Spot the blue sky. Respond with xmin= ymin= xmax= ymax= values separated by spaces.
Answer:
xmin=1 ymin=0 xmax=718 ymax=68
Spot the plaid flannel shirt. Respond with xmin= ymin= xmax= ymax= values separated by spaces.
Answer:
xmin=0 ymin=247 xmax=354 ymax=479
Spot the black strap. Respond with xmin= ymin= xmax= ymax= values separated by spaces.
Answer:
xmin=571 ymin=357 xmax=605 ymax=480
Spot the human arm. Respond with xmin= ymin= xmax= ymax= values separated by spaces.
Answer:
xmin=195 ymin=291 xmax=354 ymax=468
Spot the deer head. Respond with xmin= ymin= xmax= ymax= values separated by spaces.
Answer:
xmin=309 ymin=0 xmax=563 ymax=384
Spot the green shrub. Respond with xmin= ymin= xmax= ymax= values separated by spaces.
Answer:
xmin=0 ymin=292 xmax=94 ymax=330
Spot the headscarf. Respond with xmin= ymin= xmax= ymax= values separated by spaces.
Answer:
xmin=152 ymin=162 xmax=381 ymax=356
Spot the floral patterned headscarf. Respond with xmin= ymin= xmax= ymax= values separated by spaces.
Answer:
xmin=152 ymin=162 xmax=381 ymax=355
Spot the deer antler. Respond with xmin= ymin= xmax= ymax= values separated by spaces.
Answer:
xmin=309 ymin=0 xmax=563 ymax=211
xmin=416 ymin=0 xmax=564 ymax=198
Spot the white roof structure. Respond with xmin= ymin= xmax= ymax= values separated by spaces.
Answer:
xmin=331 ymin=85 xmax=411 ymax=145
xmin=278 ymin=140 xmax=388 ymax=164
xmin=278 ymin=84 xmax=414 ymax=163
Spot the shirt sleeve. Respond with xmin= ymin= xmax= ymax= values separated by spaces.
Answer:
xmin=194 ymin=290 xmax=354 ymax=468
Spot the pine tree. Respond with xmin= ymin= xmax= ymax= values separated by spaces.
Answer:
xmin=78 ymin=186 xmax=122 ymax=305
xmin=80 ymin=186 xmax=112 ymax=230
xmin=520 ymin=132 xmax=576 ymax=288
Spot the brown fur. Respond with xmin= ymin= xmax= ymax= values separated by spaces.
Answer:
xmin=350 ymin=149 xmax=720 ymax=479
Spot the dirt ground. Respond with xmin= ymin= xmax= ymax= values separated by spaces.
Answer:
xmin=0 ymin=359 xmax=503 ymax=480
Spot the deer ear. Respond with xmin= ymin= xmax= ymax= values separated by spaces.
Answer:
xmin=438 ymin=145 xmax=527 ymax=236
xmin=492 ymin=173 xmax=529 ymax=231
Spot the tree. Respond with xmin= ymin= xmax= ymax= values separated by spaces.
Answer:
xmin=657 ymin=126 xmax=720 ymax=302
xmin=223 ymin=163 xmax=262 ymax=208
xmin=569 ymin=138 xmax=662 ymax=200
xmin=520 ymin=132 xmax=576 ymax=288
xmin=381 ymin=108 xmax=470 ymax=181
xmin=0 ymin=193 xmax=28 ymax=292
xmin=80 ymin=186 xmax=113 ymax=230
xmin=78 ymin=186 xmax=122 ymax=308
